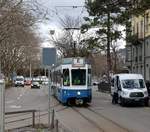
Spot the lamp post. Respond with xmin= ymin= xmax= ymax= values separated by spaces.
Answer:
xmin=143 ymin=13 xmax=146 ymax=80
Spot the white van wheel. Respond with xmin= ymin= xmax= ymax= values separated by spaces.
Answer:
xmin=144 ymin=100 xmax=149 ymax=107
xmin=120 ymin=97 xmax=125 ymax=107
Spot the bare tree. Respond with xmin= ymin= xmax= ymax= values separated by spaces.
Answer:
xmin=0 ymin=0 xmax=45 ymax=77
xmin=49 ymin=15 xmax=94 ymax=57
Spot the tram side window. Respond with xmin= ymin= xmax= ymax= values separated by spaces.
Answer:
xmin=63 ymin=69 xmax=70 ymax=86
xmin=88 ymin=69 xmax=92 ymax=86
xmin=53 ymin=71 xmax=61 ymax=84
xmin=56 ymin=71 xmax=61 ymax=84
xmin=72 ymin=69 xmax=86 ymax=85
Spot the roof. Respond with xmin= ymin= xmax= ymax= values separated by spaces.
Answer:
xmin=114 ymin=74 xmax=144 ymax=80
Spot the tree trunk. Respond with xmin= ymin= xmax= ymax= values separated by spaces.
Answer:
xmin=107 ymin=12 xmax=111 ymax=83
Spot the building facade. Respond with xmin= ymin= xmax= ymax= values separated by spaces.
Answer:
xmin=126 ymin=9 xmax=150 ymax=81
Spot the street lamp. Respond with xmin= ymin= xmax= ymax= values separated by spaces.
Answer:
xmin=50 ymin=30 xmax=55 ymax=35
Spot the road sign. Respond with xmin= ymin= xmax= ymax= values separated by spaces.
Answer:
xmin=42 ymin=48 xmax=56 ymax=128
xmin=42 ymin=48 xmax=56 ymax=66
xmin=0 ymin=77 xmax=5 ymax=132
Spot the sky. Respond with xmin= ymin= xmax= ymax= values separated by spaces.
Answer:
xmin=37 ymin=0 xmax=125 ymax=49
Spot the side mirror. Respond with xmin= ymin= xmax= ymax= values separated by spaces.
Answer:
xmin=111 ymin=79 xmax=114 ymax=87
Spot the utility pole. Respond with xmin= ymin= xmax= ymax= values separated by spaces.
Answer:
xmin=0 ymin=0 xmax=3 ymax=73
xmin=0 ymin=63 xmax=1 ymax=74
xmin=107 ymin=11 xmax=111 ymax=84
xmin=143 ymin=13 xmax=146 ymax=80
xmin=48 ymin=67 xmax=51 ymax=128
xmin=29 ymin=63 xmax=32 ymax=79
xmin=0 ymin=78 xmax=5 ymax=132
xmin=42 ymin=48 xmax=56 ymax=129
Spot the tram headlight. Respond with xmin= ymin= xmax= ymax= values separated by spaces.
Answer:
xmin=77 ymin=91 xmax=81 ymax=95
xmin=64 ymin=90 xmax=67 ymax=94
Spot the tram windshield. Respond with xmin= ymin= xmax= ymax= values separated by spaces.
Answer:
xmin=72 ymin=69 xmax=86 ymax=85
xmin=63 ymin=69 xmax=70 ymax=86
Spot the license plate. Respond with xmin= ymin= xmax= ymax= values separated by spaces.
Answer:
xmin=135 ymin=98 xmax=140 ymax=101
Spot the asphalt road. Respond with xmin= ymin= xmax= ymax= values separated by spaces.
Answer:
xmin=5 ymin=85 xmax=150 ymax=132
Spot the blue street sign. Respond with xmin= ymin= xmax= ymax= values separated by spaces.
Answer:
xmin=42 ymin=48 xmax=56 ymax=66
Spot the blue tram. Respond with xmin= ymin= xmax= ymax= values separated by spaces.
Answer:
xmin=51 ymin=57 xmax=92 ymax=105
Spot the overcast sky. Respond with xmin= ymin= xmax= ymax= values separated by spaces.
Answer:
xmin=37 ymin=0 xmax=87 ymax=47
xmin=37 ymin=0 xmax=125 ymax=48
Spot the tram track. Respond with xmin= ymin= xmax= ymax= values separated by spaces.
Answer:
xmin=87 ymin=107 xmax=131 ymax=132
xmin=71 ymin=107 xmax=105 ymax=132
xmin=71 ymin=106 xmax=131 ymax=132
xmin=52 ymin=96 xmax=130 ymax=132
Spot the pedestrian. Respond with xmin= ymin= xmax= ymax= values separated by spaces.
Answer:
xmin=112 ymin=92 xmax=118 ymax=104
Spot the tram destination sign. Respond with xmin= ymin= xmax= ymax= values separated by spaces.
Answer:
xmin=72 ymin=58 xmax=85 ymax=67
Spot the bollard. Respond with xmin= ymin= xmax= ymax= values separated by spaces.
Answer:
xmin=32 ymin=111 xmax=35 ymax=128
xmin=0 ymin=78 xmax=5 ymax=132
xmin=50 ymin=109 xmax=55 ymax=129
xmin=55 ymin=119 xmax=59 ymax=132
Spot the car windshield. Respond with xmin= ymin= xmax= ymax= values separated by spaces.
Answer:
xmin=16 ymin=78 xmax=24 ymax=81
xmin=122 ymin=79 xmax=145 ymax=89
xmin=72 ymin=69 xmax=86 ymax=85
xmin=32 ymin=81 xmax=39 ymax=84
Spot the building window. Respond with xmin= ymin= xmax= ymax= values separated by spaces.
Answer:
xmin=145 ymin=13 xmax=149 ymax=33
xmin=135 ymin=47 xmax=138 ymax=62
xmin=133 ymin=66 xmax=135 ymax=73
xmin=140 ymin=65 xmax=143 ymax=74
xmin=132 ymin=26 xmax=135 ymax=35
xmin=139 ymin=45 xmax=142 ymax=62
xmin=133 ymin=47 xmax=135 ymax=62
xmin=126 ymin=46 xmax=132 ymax=62
xmin=137 ymin=22 xmax=139 ymax=37
xmin=136 ymin=66 xmax=138 ymax=73
xmin=140 ymin=20 xmax=144 ymax=38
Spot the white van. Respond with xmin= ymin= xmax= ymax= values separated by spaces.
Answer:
xmin=15 ymin=76 xmax=24 ymax=87
xmin=111 ymin=74 xmax=149 ymax=106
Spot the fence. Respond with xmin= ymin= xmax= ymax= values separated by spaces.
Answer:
xmin=5 ymin=110 xmax=37 ymax=131
xmin=98 ymin=82 xmax=111 ymax=93
xmin=5 ymin=109 xmax=51 ymax=131
xmin=5 ymin=109 xmax=75 ymax=132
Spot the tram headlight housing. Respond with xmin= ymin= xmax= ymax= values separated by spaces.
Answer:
xmin=77 ymin=91 xmax=81 ymax=95
xmin=64 ymin=90 xmax=67 ymax=94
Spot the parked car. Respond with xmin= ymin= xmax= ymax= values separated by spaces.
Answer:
xmin=24 ymin=77 xmax=32 ymax=85
xmin=42 ymin=77 xmax=49 ymax=85
xmin=31 ymin=81 xmax=40 ymax=89
xmin=92 ymin=81 xmax=99 ymax=85
xmin=14 ymin=76 xmax=24 ymax=87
